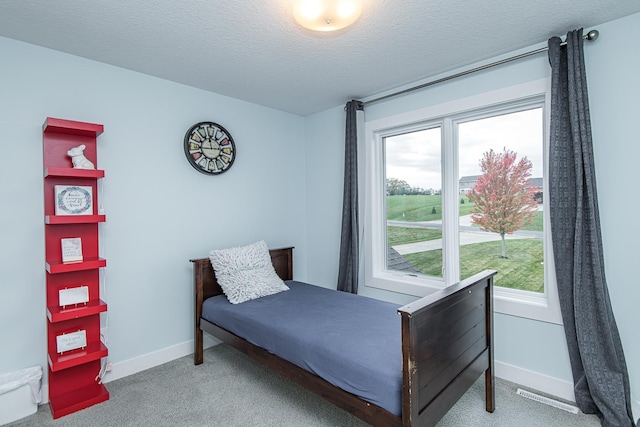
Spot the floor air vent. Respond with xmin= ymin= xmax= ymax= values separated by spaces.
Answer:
xmin=516 ymin=388 xmax=579 ymax=414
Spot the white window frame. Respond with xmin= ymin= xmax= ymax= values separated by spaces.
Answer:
xmin=363 ymin=78 xmax=562 ymax=324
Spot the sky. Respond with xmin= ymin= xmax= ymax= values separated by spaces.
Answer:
xmin=385 ymin=108 xmax=543 ymax=190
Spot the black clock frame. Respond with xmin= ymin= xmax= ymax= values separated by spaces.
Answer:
xmin=184 ymin=121 xmax=236 ymax=175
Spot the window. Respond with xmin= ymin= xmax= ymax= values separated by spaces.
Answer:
xmin=364 ymin=79 xmax=561 ymax=323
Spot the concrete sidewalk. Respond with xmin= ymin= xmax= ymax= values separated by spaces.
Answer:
xmin=393 ymin=230 xmax=536 ymax=255
xmin=392 ymin=210 xmax=542 ymax=255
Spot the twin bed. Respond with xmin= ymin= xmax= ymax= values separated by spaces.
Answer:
xmin=191 ymin=246 xmax=496 ymax=426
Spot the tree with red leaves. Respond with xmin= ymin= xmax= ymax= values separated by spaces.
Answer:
xmin=467 ymin=148 xmax=538 ymax=258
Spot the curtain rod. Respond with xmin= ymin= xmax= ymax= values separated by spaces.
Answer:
xmin=362 ymin=29 xmax=599 ymax=106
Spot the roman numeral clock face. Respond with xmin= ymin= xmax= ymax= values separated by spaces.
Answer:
xmin=184 ymin=122 xmax=236 ymax=175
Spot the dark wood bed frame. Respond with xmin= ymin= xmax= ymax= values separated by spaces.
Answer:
xmin=191 ymin=247 xmax=496 ymax=427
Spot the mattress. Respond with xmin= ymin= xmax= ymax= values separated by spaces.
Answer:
xmin=201 ymin=280 xmax=403 ymax=416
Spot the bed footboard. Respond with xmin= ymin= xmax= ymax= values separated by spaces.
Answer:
xmin=398 ymin=270 xmax=496 ymax=427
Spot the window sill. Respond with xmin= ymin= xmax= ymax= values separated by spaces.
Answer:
xmin=365 ymin=273 xmax=563 ymax=324
xmin=365 ymin=272 xmax=444 ymax=298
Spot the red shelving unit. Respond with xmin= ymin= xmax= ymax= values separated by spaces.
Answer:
xmin=48 ymin=383 xmax=110 ymax=419
xmin=47 ymin=299 xmax=108 ymax=323
xmin=48 ymin=341 xmax=109 ymax=372
xmin=43 ymin=117 xmax=109 ymax=419
xmin=44 ymin=167 xmax=105 ymax=179
xmin=46 ymin=214 xmax=106 ymax=225
xmin=46 ymin=258 xmax=107 ymax=274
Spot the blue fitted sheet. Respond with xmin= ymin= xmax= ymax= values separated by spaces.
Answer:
xmin=201 ymin=280 xmax=403 ymax=416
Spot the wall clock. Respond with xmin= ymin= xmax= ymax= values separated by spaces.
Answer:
xmin=184 ymin=121 xmax=236 ymax=175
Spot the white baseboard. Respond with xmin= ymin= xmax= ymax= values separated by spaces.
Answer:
xmin=496 ymin=360 xmax=640 ymax=421
xmin=40 ymin=336 xmax=220 ymax=404
xmin=495 ymin=360 xmax=576 ymax=402
xmin=104 ymin=335 xmax=219 ymax=383
xmin=39 ymin=344 xmax=639 ymax=423
xmin=40 ymin=385 xmax=48 ymax=405
xmin=102 ymin=342 xmax=191 ymax=384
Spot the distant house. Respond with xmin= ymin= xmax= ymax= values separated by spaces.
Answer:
xmin=459 ymin=175 xmax=543 ymax=201
xmin=528 ymin=177 xmax=543 ymax=203
xmin=459 ymin=175 xmax=479 ymax=193
xmin=528 ymin=177 xmax=543 ymax=188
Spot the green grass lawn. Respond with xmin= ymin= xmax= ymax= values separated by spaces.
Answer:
xmin=519 ymin=211 xmax=543 ymax=231
xmin=387 ymin=194 xmax=477 ymax=221
xmin=403 ymin=239 xmax=543 ymax=292
xmin=387 ymin=194 xmax=543 ymax=232
xmin=387 ymin=195 xmax=545 ymax=292
xmin=387 ymin=226 xmax=441 ymax=246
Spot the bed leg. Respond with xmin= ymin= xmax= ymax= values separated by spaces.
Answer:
xmin=485 ymin=274 xmax=495 ymax=413
xmin=195 ymin=327 xmax=204 ymax=365
xmin=485 ymin=368 xmax=495 ymax=413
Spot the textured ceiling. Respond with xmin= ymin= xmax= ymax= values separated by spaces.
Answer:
xmin=1 ymin=0 xmax=639 ymax=116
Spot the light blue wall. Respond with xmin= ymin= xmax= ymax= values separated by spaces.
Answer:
xmin=304 ymin=12 xmax=640 ymax=404
xmin=0 ymin=36 xmax=307 ymax=371
xmin=586 ymin=11 xmax=640 ymax=407
xmin=303 ymin=106 xmax=346 ymax=288
xmin=1 ymin=9 xmax=637 ymax=412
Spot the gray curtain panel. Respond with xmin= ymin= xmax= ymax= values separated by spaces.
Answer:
xmin=337 ymin=100 xmax=363 ymax=293
xmin=548 ymin=29 xmax=636 ymax=427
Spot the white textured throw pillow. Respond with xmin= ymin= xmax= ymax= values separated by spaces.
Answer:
xmin=209 ymin=240 xmax=289 ymax=304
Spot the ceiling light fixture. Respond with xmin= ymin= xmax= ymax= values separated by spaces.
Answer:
xmin=293 ymin=0 xmax=363 ymax=32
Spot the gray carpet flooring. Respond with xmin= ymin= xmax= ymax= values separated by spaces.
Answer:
xmin=6 ymin=345 xmax=601 ymax=426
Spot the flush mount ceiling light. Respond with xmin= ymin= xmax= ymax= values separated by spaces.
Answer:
xmin=293 ymin=0 xmax=363 ymax=32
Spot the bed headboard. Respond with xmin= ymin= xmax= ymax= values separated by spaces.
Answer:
xmin=190 ymin=246 xmax=294 ymax=300
xmin=191 ymin=246 xmax=294 ymax=363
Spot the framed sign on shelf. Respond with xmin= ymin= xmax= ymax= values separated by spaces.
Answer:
xmin=59 ymin=285 xmax=89 ymax=307
xmin=56 ymin=330 xmax=87 ymax=354
xmin=55 ymin=185 xmax=93 ymax=216
xmin=61 ymin=238 xmax=83 ymax=263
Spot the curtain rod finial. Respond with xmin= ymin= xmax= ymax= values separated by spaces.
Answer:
xmin=586 ymin=29 xmax=599 ymax=41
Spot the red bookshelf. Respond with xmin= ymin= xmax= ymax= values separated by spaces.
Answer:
xmin=46 ymin=215 xmax=106 ymax=225
xmin=48 ymin=341 xmax=109 ymax=372
xmin=47 ymin=299 xmax=108 ymax=323
xmin=43 ymin=117 xmax=109 ymax=418
xmin=44 ymin=167 xmax=105 ymax=179
xmin=46 ymin=258 xmax=107 ymax=274
xmin=48 ymin=383 xmax=110 ymax=419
